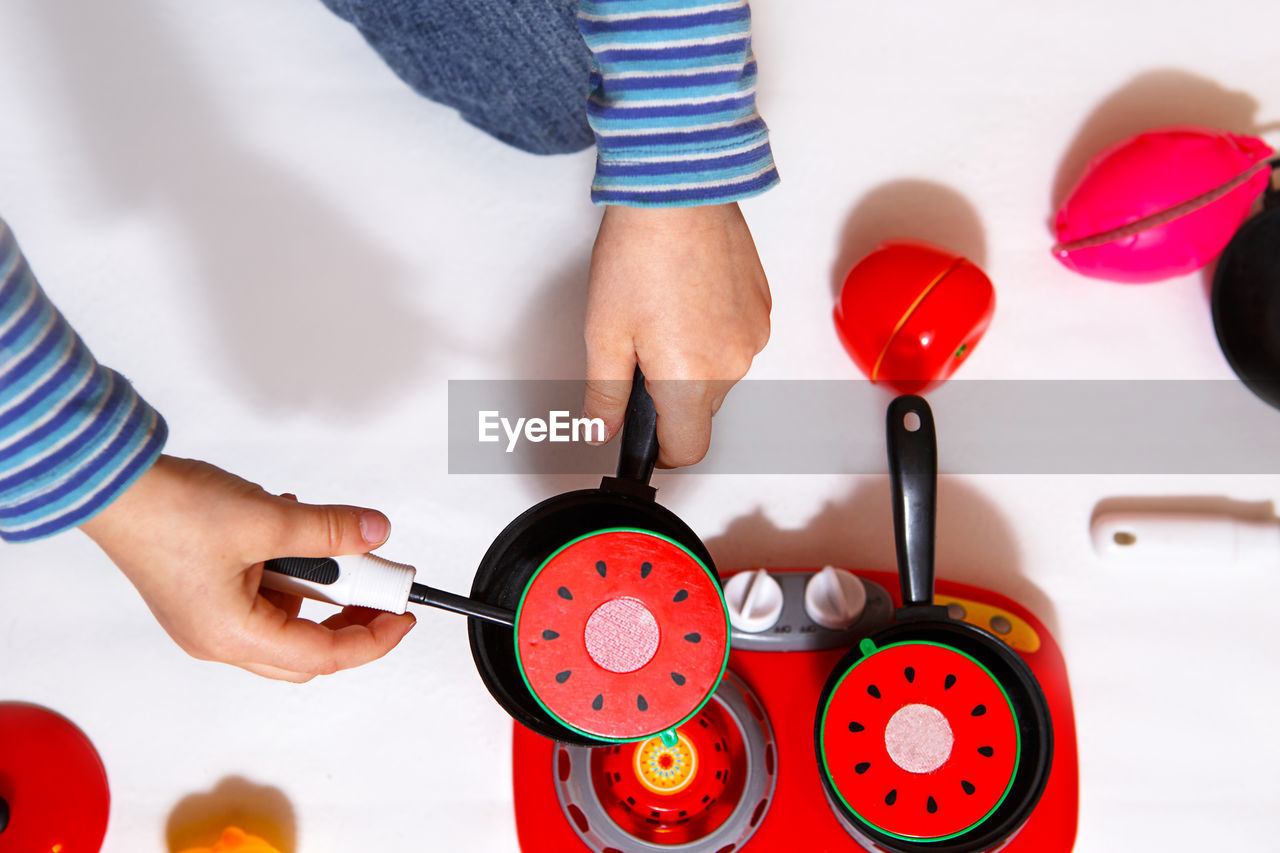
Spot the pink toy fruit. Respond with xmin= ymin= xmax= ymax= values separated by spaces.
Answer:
xmin=1052 ymin=126 xmax=1274 ymax=283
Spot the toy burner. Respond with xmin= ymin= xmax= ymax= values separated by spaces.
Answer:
xmin=552 ymin=674 xmax=775 ymax=851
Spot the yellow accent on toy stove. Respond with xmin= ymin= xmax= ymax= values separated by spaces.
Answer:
xmin=935 ymin=595 xmax=1040 ymax=653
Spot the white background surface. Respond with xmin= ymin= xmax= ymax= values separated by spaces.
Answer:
xmin=2 ymin=1 xmax=1279 ymax=851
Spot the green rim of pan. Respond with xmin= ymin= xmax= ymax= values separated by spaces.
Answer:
xmin=817 ymin=639 xmax=1022 ymax=842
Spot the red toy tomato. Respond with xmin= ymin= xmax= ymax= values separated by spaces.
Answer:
xmin=834 ymin=240 xmax=995 ymax=394
xmin=0 ymin=703 xmax=110 ymax=853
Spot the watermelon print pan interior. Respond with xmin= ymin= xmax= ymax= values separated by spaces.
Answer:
xmin=469 ymin=368 xmax=729 ymax=746
xmin=820 ymin=640 xmax=1021 ymax=841
xmin=515 ymin=528 xmax=729 ymax=741
xmin=816 ymin=396 xmax=1052 ymax=852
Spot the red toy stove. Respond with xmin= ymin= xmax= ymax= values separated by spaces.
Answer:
xmin=513 ymin=567 xmax=1078 ymax=852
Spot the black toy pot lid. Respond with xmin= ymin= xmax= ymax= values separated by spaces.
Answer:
xmin=1212 ymin=176 xmax=1280 ymax=411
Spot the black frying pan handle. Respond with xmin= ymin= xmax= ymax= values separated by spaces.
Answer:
xmin=614 ymin=365 xmax=659 ymax=487
xmin=887 ymin=395 xmax=937 ymax=609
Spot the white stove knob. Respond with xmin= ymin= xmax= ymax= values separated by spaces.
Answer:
xmin=723 ymin=569 xmax=784 ymax=633
xmin=804 ymin=567 xmax=867 ymax=630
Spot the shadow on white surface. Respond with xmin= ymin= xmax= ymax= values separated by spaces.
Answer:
xmin=22 ymin=0 xmax=447 ymax=419
xmin=1092 ymin=493 xmax=1275 ymax=521
xmin=503 ymin=249 xmax=593 ymax=502
xmin=703 ymin=476 xmax=1061 ymax=638
xmin=830 ymin=179 xmax=988 ymax=298
xmin=506 ymin=250 xmax=592 ymax=382
xmin=166 ymin=776 xmax=296 ymax=853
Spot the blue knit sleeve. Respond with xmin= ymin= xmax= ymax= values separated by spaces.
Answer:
xmin=0 ymin=219 xmax=167 ymax=542
xmin=577 ymin=0 xmax=780 ymax=207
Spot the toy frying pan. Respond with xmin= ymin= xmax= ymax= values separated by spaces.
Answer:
xmin=264 ymin=369 xmax=730 ymax=747
xmin=467 ymin=369 xmax=729 ymax=746
xmin=1212 ymin=175 xmax=1280 ymax=412
xmin=814 ymin=396 xmax=1052 ymax=851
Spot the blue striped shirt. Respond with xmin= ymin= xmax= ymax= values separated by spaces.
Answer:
xmin=578 ymin=0 xmax=780 ymax=206
xmin=0 ymin=219 xmax=167 ymax=542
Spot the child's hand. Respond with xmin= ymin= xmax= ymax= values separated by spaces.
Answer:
xmin=583 ymin=203 xmax=771 ymax=467
xmin=81 ymin=455 xmax=415 ymax=682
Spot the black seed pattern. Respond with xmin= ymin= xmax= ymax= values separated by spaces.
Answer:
xmin=972 ymin=704 xmax=987 ymax=717
xmin=558 ymin=586 xmax=573 ymax=600
xmin=927 ymin=796 xmax=938 ymax=814
xmin=592 ymin=694 xmax=604 ymax=711
xmin=885 ymin=789 xmax=897 ymax=806
xmin=978 ymin=746 xmax=994 ymax=757
xmin=555 ymin=670 xmax=571 ymax=684
xmin=673 ymin=589 xmax=689 ymax=602
xmin=848 ymin=721 xmax=865 ymax=733
xmin=961 ymin=780 xmax=976 ymax=795
xmin=867 ymin=684 xmax=881 ymax=699
xmin=637 ymin=695 xmax=648 ymax=711
xmin=542 ymin=630 xmax=560 ymax=640
xmin=855 ymin=762 xmax=871 ymax=775
xmin=596 ymin=561 xmax=607 ymax=578
xmin=640 ymin=561 xmax=653 ymax=578
xmin=685 ymin=633 xmax=702 ymax=643
xmin=904 ymin=666 xmax=915 ymax=683
xmin=944 ymin=674 xmax=957 ymax=690
xmin=671 ymin=672 xmax=687 ymax=686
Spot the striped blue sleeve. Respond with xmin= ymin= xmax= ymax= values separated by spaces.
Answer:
xmin=578 ymin=0 xmax=780 ymax=207
xmin=0 ymin=218 xmax=167 ymax=543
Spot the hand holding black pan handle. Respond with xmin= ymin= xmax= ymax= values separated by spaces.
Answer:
xmin=602 ymin=364 xmax=660 ymax=496
xmin=260 ymin=367 xmax=658 ymax=626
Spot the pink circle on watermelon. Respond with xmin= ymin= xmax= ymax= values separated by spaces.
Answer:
xmin=585 ymin=597 xmax=660 ymax=673
xmin=885 ymin=703 xmax=954 ymax=774
xmin=1052 ymin=126 xmax=1273 ymax=283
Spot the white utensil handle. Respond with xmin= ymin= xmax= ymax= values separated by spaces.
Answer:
xmin=261 ymin=554 xmax=416 ymax=613
xmin=1091 ymin=512 xmax=1280 ymax=567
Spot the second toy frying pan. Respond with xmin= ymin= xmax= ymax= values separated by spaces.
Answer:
xmin=814 ymin=396 xmax=1053 ymax=851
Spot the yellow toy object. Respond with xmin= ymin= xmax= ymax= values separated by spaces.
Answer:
xmin=177 ymin=827 xmax=283 ymax=853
